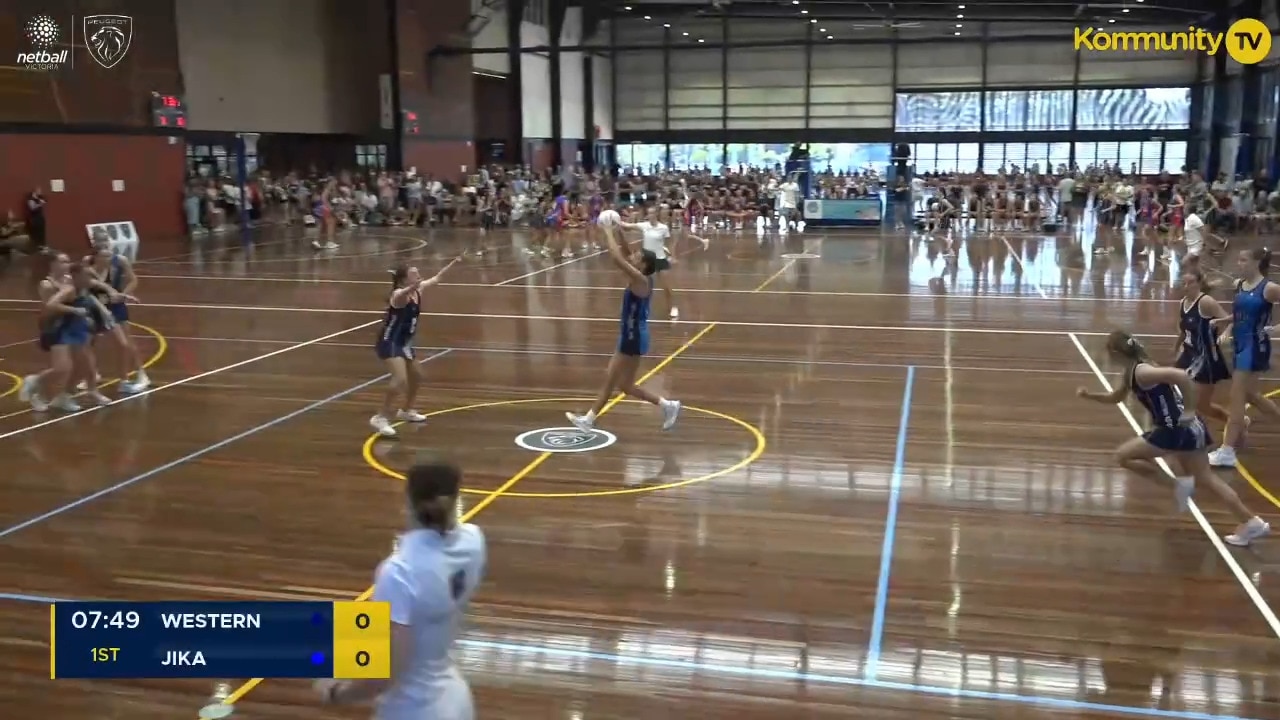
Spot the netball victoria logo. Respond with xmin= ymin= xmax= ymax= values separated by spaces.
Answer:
xmin=18 ymin=14 xmax=69 ymax=70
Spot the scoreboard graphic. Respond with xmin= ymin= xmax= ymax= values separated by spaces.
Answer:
xmin=50 ymin=601 xmax=391 ymax=679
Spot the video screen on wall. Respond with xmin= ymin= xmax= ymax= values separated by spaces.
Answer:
xmin=617 ymin=143 xmax=890 ymax=175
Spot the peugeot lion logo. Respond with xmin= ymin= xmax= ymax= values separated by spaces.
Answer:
xmin=84 ymin=15 xmax=133 ymax=69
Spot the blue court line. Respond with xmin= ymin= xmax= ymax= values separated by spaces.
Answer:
xmin=864 ymin=364 xmax=915 ymax=681
xmin=0 ymin=590 xmax=1244 ymax=720
xmin=0 ymin=349 xmax=454 ymax=540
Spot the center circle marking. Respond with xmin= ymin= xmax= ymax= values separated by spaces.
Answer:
xmin=361 ymin=396 xmax=766 ymax=498
xmin=514 ymin=426 xmax=618 ymax=453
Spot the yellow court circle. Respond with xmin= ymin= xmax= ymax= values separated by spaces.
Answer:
xmin=1236 ymin=386 xmax=1280 ymax=511
xmin=0 ymin=371 xmax=21 ymax=400
xmin=362 ymin=396 xmax=766 ymax=498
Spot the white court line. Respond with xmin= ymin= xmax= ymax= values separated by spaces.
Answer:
xmin=130 ymin=273 xmax=1187 ymax=303
xmin=52 ymin=334 xmax=1126 ymax=376
xmin=492 ymin=248 xmax=611 ymax=285
xmin=1001 ymin=236 xmax=1280 ymax=640
xmin=0 ymin=319 xmax=381 ymax=441
xmin=0 ymin=300 xmax=1180 ymax=339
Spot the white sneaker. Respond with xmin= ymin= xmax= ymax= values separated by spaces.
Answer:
xmin=18 ymin=375 xmax=36 ymax=403
xmin=369 ymin=414 xmax=397 ymax=438
xmin=1208 ymin=446 xmax=1238 ymax=468
xmin=118 ymin=381 xmax=143 ymax=395
xmin=1174 ymin=476 xmax=1195 ymax=513
xmin=396 ymin=409 xmax=427 ymax=423
xmin=51 ymin=395 xmax=81 ymax=413
xmin=566 ymin=411 xmax=594 ymax=432
xmin=87 ymin=392 xmax=111 ymax=406
xmin=29 ymin=393 xmax=49 ymax=413
xmin=324 ymin=242 xmax=339 ymax=250
xmin=669 ymin=308 xmax=679 ymax=319
xmin=661 ymin=399 xmax=681 ymax=431
xmin=74 ymin=375 xmax=103 ymax=392
xmin=1226 ymin=517 xmax=1271 ymax=546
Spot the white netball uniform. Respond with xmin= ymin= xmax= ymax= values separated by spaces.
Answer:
xmin=1184 ymin=212 xmax=1205 ymax=256
xmin=640 ymin=221 xmax=670 ymax=260
xmin=371 ymin=524 xmax=486 ymax=720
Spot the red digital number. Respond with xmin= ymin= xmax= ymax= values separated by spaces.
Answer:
xmin=158 ymin=115 xmax=168 ymax=126
xmin=176 ymin=116 xmax=185 ymax=127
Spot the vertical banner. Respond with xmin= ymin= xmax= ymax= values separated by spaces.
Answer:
xmin=378 ymin=74 xmax=394 ymax=130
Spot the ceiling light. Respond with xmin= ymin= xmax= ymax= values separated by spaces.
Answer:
xmin=1122 ymin=7 xmax=1129 ymax=11
xmin=954 ymin=31 xmax=961 ymax=35
xmin=826 ymin=35 xmax=834 ymax=39
xmin=623 ymin=5 xmax=631 ymax=9
xmin=792 ymin=0 xmax=799 ymax=4
xmin=1108 ymin=17 xmax=1116 ymax=22
xmin=956 ymin=14 xmax=963 ymax=18
xmin=958 ymin=3 xmax=965 ymax=7
xmin=682 ymin=31 xmax=689 ymax=35
xmin=697 ymin=38 xmax=704 ymax=42
xmin=819 ymin=27 xmax=826 ymax=32
xmin=643 ymin=15 xmax=650 ymax=20
xmin=956 ymin=23 xmax=963 ymax=27
xmin=800 ymin=9 xmax=808 ymax=13
xmin=811 ymin=18 xmax=817 ymax=23
xmin=663 ymin=23 xmax=670 ymax=27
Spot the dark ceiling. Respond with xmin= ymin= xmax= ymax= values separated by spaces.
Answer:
xmin=597 ymin=0 xmax=1221 ymax=26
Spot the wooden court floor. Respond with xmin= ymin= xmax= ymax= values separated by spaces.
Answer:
xmin=1 ymin=225 xmax=1280 ymax=718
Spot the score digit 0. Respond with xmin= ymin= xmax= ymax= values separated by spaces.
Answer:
xmin=355 ymin=613 xmax=370 ymax=630
xmin=356 ymin=650 xmax=370 ymax=667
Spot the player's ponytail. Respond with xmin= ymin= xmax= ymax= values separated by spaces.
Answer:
xmin=1252 ymin=247 xmax=1273 ymax=273
xmin=1106 ymin=328 xmax=1148 ymax=362
xmin=405 ymin=455 xmax=460 ymax=535
xmin=389 ymin=264 xmax=408 ymax=289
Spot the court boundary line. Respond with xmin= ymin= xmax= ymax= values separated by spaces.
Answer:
xmin=0 ymin=589 xmax=1247 ymax=720
xmin=864 ymin=365 xmax=915 ymax=680
xmin=0 ymin=350 xmax=454 ymax=539
xmin=0 ymin=301 xmax=1189 ymax=338
xmin=129 ymin=274 xmax=1190 ymax=303
xmin=25 ymin=334 xmax=1162 ymax=377
xmin=1001 ymin=237 xmax=1280 ymax=640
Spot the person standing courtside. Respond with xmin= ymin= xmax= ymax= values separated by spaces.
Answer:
xmin=26 ymin=186 xmax=46 ymax=250
xmin=315 ymin=456 xmax=486 ymax=720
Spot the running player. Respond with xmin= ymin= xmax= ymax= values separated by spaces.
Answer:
xmin=565 ymin=223 xmax=681 ymax=433
xmin=1078 ymin=329 xmax=1269 ymax=546
xmin=86 ymin=241 xmax=148 ymax=394
xmin=1208 ymin=248 xmax=1280 ymax=468
xmin=315 ymin=456 xmax=485 ymax=720
xmin=1174 ymin=268 xmax=1234 ymax=432
xmin=369 ymin=258 xmax=459 ymax=438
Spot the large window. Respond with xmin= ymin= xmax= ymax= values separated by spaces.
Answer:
xmin=726 ymin=143 xmax=791 ymax=169
xmin=984 ymin=89 xmax=1073 ymax=131
xmin=895 ymin=91 xmax=981 ymax=132
xmin=1075 ymin=87 xmax=1191 ymax=130
xmin=670 ymin=143 xmax=724 ymax=170
xmin=356 ymin=144 xmax=386 ymax=170
xmin=910 ymin=143 xmax=976 ymax=174
xmin=618 ymin=144 xmax=667 ymax=172
xmin=1164 ymin=141 xmax=1187 ymax=173
xmin=809 ymin=143 xmax=892 ymax=174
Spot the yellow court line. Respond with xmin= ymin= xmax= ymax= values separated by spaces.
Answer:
xmin=0 ymin=322 xmax=165 ymax=418
xmin=211 ymin=260 xmax=796 ymax=711
xmin=0 ymin=371 xmax=20 ymax=400
xmin=1233 ymin=387 xmax=1280 ymax=510
xmin=362 ymin=397 xmax=766 ymax=498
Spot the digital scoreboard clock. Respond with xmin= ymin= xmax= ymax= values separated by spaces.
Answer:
xmin=150 ymin=92 xmax=187 ymax=129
